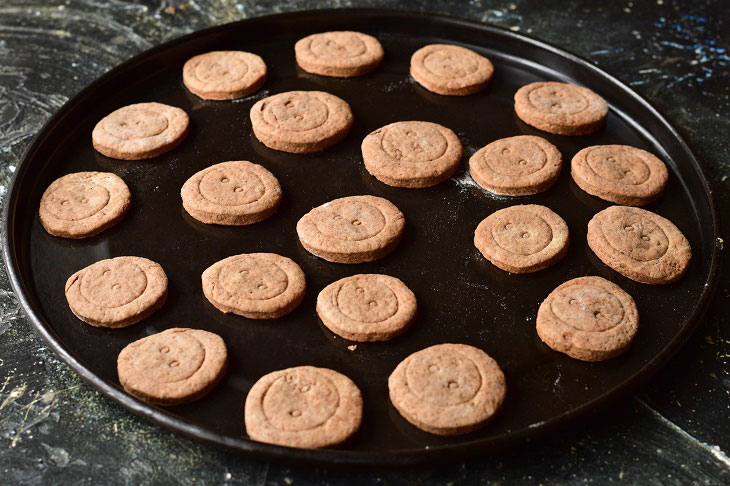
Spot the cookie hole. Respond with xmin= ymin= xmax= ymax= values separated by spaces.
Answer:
xmin=284 ymin=100 xmax=293 ymax=108
xmin=159 ymin=346 xmax=170 ymax=353
xmin=504 ymin=223 xmax=513 ymax=230
xmin=111 ymin=283 xmax=121 ymax=290
xmin=61 ymin=200 xmax=70 ymax=206
xmin=368 ymin=301 xmax=377 ymax=307
xmin=518 ymin=159 xmax=527 ymax=166
xmin=355 ymin=287 xmax=365 ymax=293
xmin=289 ymin=410 xmax=302 ymax=417
xmin=169 ymin=360 xmax=180 ymax=367
xmin=606 ymin=156 xmax=616 ymax=163
xmin=332 ymin=214 xmax=342 ymax=220
xmin=300 ymin=385 xmax=311 ymax=392
xmin=447 ymin=381 xmax=458 ymax=389
xmin=521 ymin=232 xmax=530 ymax=239
xmin=234 ymin=186 xmax=243 ymax=192
xmin=593 ymin=311 xmax=601 ymax=318
xmin=239 ymin=269 xmax=249 ymax=275
xmin=569 ymin=299 xmax=577 ymax=305
xmin=352 ymin=220 xmax=362 ymax=226
xmin=641 ymin=235 xmax=650 ymax=241
xmin=624 ymin=226 xmax=634 ymax=231
xmin=220 ymin=177 xmax=229 ymax=183
xmin=501 ymin=148 xmax=510 ymax=155
xmin=257 ymin=284 xmax=267 ymax=290
xmin=294 ymin=114 xmax=303 ymax=121
xmin=428 ymin=365 xmax=439 ymax=372
xmin=102 ymin=270 xmax=111 ymax=276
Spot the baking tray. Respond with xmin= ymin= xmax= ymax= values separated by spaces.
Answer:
xmin=2 ymin=9 xmax=719 ymax=467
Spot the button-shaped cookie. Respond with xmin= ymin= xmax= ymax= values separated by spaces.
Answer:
xmin=295 ymin=31 xmax=384 ymax=78
xmin=183 ymin=50 xmax=267 ymax=100
xmin=410 ymin=44 xmax=494 ymax=96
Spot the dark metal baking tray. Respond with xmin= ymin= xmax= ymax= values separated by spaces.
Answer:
xmin=2 ymin=9 xmax=719 ymax=467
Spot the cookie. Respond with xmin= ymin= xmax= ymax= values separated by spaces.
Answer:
xmin=296 ymin=195 xmax=405 ymax=264
xmin=117 ymin=328 xmax=227 ymax=405
xmin=183 ymin=50 xmax=267 ymax=100
xmin=39 ymin=171 xmax=131 ymax=238
xmin=361 ymin=121 xmax=462 ymax=188
xmin=181 ymin=161 xmax=282 ymax=225
xmin=245 ymin=366 xmax=362 ymax=448
xmin=514 ymin=81 xmax=608 ymax=135
xmin=410 ymin=44 xmax=494 ymax=96
xmin=474 ymin=205 xmax=569 ymax=273
xmin=587 ymin=206 xmax=691 ymax=284
xmin=295 ymin=31 xmax=384 ymax=78
xmin=536 ymin=276 xmax=639 ymax=362
xmin=571 ymin=145 xmax=669 ymax=206
xmin=469 ymin=135 xmax=562 ymax=196
xmin=317 ymin=274 xmax=416 ymax=342
xmin=202 ymin=253 xmax=305 ymax=319
xmin=250 ymin=91 xmax=353 ymax=153
xmin=388 ymin=343 xmax=506 ymax=435
xmin=65 ymin=256 xmax=168 ymax=328
xmin=92 ymin=102 xmax=189 ymax=160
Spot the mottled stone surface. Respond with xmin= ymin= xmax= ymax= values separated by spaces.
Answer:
xmin=0 ymin=0 xmax=728 ymax=484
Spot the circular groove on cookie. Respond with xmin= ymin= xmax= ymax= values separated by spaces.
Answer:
xmin=295 ymin=31 xmax=384 ymax=77
xmin=317 ymin=274 xmax=417 ymax=341
xmin=39 ymin=171 xmax=131 ymax=238
xmin=183 ymin=50 xmax=267 ymax=100
xmin=65 ymin=256 xmax=168 ymax=328
xmin=202 ymin=253 xmax=306 ymax=318
xmin=536 ymin=276 xmax=639 ymax=361
xmin=469 ymin=135 xmax=562 ymax=196
xmin=118 ymin=328 xmax=228 ymax=405
xmin=571 ymin=145 xmax=669 ymax=206
xmin=587 ymin=206 xmax=691 ymax=284
xmin=250 ymin=91 xmax=353 ymax=153
xmin=362 ymin=121 xmax=462 ymax=188
xmin=181 ymin=161 xmax=282 ymax=225
xmin=92 ymin=102 xmax=189 ymax=160
xmin=388 ymin=343 xmax=506 ymax=435
xmin=514 ymin=81 xmax=608 ymax=135
xmin=245 ymin=366 xmax=362 ymax=448
xmin=474 ymin=204 xmax=569 ymax=273
xmin=296 ymin=195 xmax=405 ymax=264
xmin=410 ymin=44 xmax=494 ymax=96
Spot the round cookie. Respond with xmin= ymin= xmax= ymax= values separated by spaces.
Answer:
xmin=245 ymin=366 xmax=362 ymax=448
xmin=201 ymin=253 xmax=306 ymax=319
xmin=536 ymin=276 xmax=639 ymax=362
xmin=65 ymin=256 xmax=168 ymax=328
xmin=317 ymin=274 xmax=417 ymax=342
xmin=514 ymin=81 xmax=608 ymax=135
xmin=361 ymin=121 xmax=462 ymax=188
xmin=92 ymin=102 xmax=189 ymax=160
xmin=571 ymin=145 xmax=669 ymax=206
xmin=587 ymin=206 xmax=691 ymax=284
xmin=295 ymin=31 xmax=384 ymax=78
xmin=117 ymin=328 xmax=228 ymax=405
xmin=469 ymin=135 xmax=562 ymax=196
xmin=181 ymin=161 xmax=282 ymax=225
xmin=474 ymin=205 xmax=569 ymax=273
xmin=39 ymin=171 xmax=131 ymax=238
xmin=410 ymin=44 xmax=494 ymax=96
xmin=296 ymin=195 xmax=405 ymax=264
xmin=388 ymin=343 xmax=506 ymax=435
xmin=183 ymin=50 xmax=267 ymax=100
xmin=250 ymin=91 xmax=353 ymax=153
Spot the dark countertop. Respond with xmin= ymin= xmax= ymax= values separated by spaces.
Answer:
xmin=0 ymin=0 xmax=728 ymax=484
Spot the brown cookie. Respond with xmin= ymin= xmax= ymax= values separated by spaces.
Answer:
xmin=65 ymin=256 xmax=168 ymax=328
xmin=410 ymin=44 xmax=494 ymax=96
xmin=183 ymin=50 xmax=267 ymax=100
xmin=388 ymin=343 xmax=506 ymax=435
xmin=117 ymin=328 xmax=228 ymax=405
xmin=587 ymin=206 xmax=691 ymax=284
xmin=250 ymin=91 xmax=353 ymax=153
xmin=92 ymin=102 xmax=189 ymax=160
xmin=295 ymin=31 xmax=384 ymax=78
xmin=181 ymin=161 xmax=282 ymax=225
xmin=296 ymin=195 xmax=405 ymax=264
xmin=536 ymin=276 xmax=639 ymax=362
xmin=39 ymin=172 xmax=131 ymax=238
xmin=316 ymin=274 xmax=417 ymax=342
xmin=514 ymin=81 xmax=608 ymax=135
xmin=244 ymin=366 xmax=362 ymax=448
xmin=202 ymin=253 xmax=305 ymax=319
xmin=361 ymin=121 xmax=462 ymax=188
xmin=469 ymin=135 xmax=562 ymax=196
xmin=571 ymin=145 xmax=669 ymax=206
xmin=474 ymin=204 xmax=569 ymax=273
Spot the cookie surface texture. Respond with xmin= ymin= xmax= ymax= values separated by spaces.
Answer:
xmin=250 ymin=91 xmax=353 ymax=153
xmin=474 ymin=204 xmax=569 ymax=273
xmin=183 ymin=50 xmax=267 ymax=100
xmin=362 ymin=121 xmax=462 ymax=188
xmin=39 ymin=171 xmax=131 ymax=238
xmin=296 ymin=195 xmax=405 ymax=264
xmin=118 ymin=328 xmax=228 ymax=405
xmin=202 ymin=253 xmax=306 ymax=318
xmin=295 ymin=31 xmax=384 ymax=77
xmin=92 ymin=102 xmax=189 ymax=160
xmin=65 ymin=256 xmax=168 ymax=328
xmin=587 ymin=206 xmax=691 ymax=284
xmin=410 ymin=44 xmax=494 ymax=96
xmin=388 ymin=343 xmax=506 ymax=435
xmin=245 ymin=366 xmax=363 ymax=448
